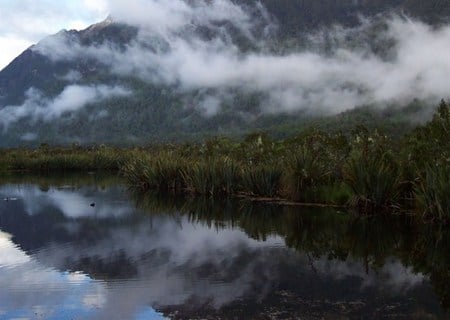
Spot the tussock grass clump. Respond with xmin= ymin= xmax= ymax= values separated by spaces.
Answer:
xmin=122 ymin=152 xmax=186 ymax=193
xmin=282 ymin=146 xmax=333 ymax=203
xmin=182 ymin=157 xmax=242 ymax=196
xmin=241 ymin=165 xmax=282 ymax=198
xmin=344 ymin=154 xmax=401 ymax=212
xmin=343 ymin=128 xmax=403 ymax=213
xmin=415 ymin=165 xmax=450 ymax=223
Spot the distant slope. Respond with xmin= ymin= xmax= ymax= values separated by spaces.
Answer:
xmin=0 ymin=0 xmax=449 ymax=147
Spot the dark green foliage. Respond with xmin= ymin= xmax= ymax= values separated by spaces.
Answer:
xmin=406 ymin=99 xmax=450 ymax=171
xmin=0 ymin=146 xmax=131 ymax=172
xmin=404 ymin=100 xmax=450 ymax=221
xmin=241 ymin=165 xmax=282 ymax=197
xmin=415 ymin=165 xmax=450 ymax=223
xmin=182 ymin=157 xmax=242 ymax=196
xmin=283 ymin=145 xmax=332 ymax=202
xmin=345 ymin=154 xmax=401 ymax=211
xmin=281 ymin=130 xmax=350 ymax=203
xmin=344 ymin=130 xmax=401 ymax=212
xmin=121 ymin=152 xmax=187 ymax=193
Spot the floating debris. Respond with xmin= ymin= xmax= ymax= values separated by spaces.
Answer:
xmin=3 ymin=197 xmax=18 ymax=201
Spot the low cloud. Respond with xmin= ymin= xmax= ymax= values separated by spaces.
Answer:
xmin=58 ymin=70 xmax=83 ymax=82
xmin=31 ymin=0 xmax=450 ymax=116
xmin=108 ymin=0 xmax=254 ymax=35
xmin=20 ymin=132 xmax=38 ymax=142
xmin=0 ymin=84 xmax=130 ymax=130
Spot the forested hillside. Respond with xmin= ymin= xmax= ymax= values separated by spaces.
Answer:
xmin=0 ymin=0 xmax=449 ymax=146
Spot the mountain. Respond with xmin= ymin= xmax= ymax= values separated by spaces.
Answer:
xmin=1 ymin=0 xmax=449 ymax=147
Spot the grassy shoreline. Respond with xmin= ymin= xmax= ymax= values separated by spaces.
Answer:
xmin=1 ymin=102 xmax=448 ymax=222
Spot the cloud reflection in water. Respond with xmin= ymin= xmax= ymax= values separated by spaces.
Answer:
xmin=0 ymin=182 xmax=442 ymax=319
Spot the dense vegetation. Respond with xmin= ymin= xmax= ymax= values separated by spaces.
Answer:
xmin=120 ymin=101 xmax=449 ymax=221
xmin=0 ymin=144 xmax=131 ymax=172
xmin=0 ymin=84 xmax=427 ymax=147
xmin=1 ymin=101 xmax=448 ymax=222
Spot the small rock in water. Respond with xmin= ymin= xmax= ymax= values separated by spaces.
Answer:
xmin=90 ymin=202 xmax=96 ymax=207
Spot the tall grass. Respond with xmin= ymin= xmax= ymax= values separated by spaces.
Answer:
xmin=241 ymin=165 xmax=282 ymax=198
xmin=182 ymin=157 xmax=242 ymax=196
xmin=415 ymin=165 xmax=450 ymax=223
xmin=344 ymin=152 xmax=401 ymax=213
xmin=282 ymin=146 xmax=332 ymax=202
xmin=342 ymin=128 xmax=404 ymax=213
xmin=122 ymin=152 xmax=186 ymax=193
xmin=1 ymin=146 xmax=131 ymax=172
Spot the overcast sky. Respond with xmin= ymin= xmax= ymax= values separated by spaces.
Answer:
xmin=0 ymin=0 xmax=108 ymax=70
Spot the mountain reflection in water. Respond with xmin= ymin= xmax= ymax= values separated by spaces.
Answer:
xmin=0 ymin=174 xmax=448 ymax=319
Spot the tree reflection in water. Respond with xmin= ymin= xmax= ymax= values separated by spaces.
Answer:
xmin=0 ymin=175 xmax=447 ymax=319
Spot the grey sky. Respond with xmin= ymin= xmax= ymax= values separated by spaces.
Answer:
xmin=0 ymin=0 xmax=108 ymax=69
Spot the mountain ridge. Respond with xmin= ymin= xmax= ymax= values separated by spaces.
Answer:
xmin=1 ymin=0 xmax=449 ymax=146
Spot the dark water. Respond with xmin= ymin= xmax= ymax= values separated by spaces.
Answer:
xmin=0 ymin=174 xmax=448 ymax=320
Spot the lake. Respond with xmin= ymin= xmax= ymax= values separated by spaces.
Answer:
xmin=0 ymin=174 xmax=448 ymax=319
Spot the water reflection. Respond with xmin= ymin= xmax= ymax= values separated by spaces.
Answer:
xmin=0 ymin=230 xmax=109 ymax=320
xmin=0 ymin=174 xmax=448 ymax=319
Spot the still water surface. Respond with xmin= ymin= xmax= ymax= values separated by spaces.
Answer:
xmin=0 ymin=174 xmax=448 ymax=319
